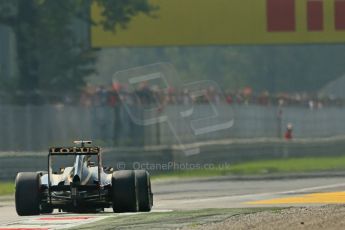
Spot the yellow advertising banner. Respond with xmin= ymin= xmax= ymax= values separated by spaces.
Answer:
xmin=91 ymin=0 xmax=345 ymax=47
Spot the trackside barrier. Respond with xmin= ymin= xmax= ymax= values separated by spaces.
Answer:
xmin=1 ymin=137 xmax=345 ymax=180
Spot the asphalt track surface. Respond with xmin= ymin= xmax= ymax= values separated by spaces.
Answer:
xmin=2 ymin=176 xmax=345 ymax=229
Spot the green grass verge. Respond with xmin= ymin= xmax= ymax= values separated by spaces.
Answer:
xmin=152 ymin=155 xmax=345 ymax=180
xmin=0 ymin=182 xmax=14 ymax=196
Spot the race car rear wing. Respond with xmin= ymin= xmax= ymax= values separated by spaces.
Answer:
xmin=47 ymin=142 xmax=103 ymax=203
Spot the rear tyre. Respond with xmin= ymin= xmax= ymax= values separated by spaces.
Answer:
xmin=15 ymin=172 xmax=41 ymax=216
xmin=135 ymin=170 xmax=153 ymax=212
xmin=112 ymin=170 xmax=138 ymax=212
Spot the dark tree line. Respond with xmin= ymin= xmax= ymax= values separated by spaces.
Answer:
xmin=0 ymin=0 xmax=155 ymax=102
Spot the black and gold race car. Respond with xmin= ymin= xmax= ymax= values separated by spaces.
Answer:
xmin=15 ymin=141 xmax=153 ymax=216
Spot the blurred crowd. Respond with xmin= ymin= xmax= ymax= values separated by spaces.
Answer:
xmin=78 ymin=83 xmax=344 ymax=109
xmin=1 ymin=83 xmax=342 ymax=109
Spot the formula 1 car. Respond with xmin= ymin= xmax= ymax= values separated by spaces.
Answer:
xmin=15 ymin=141 xmax=153 ymax=216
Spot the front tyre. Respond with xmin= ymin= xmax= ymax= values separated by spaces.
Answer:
xmin=15 ymin=172 xmax=41 ymax=216
xmin=135 ymin=170 xmax=153 ymax=212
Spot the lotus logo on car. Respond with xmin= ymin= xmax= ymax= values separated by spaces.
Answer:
xmin=49 ymin=147 xmax=100 ymax=154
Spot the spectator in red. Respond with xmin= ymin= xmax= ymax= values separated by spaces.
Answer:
xmin=284 ymin=123 xmax=293 ymax=140
xmin=226 ymin=94 xmax=233 ymax=104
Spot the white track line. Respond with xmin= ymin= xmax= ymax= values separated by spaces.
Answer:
xmin=174 ymin=182 xmax=345 ymax=204
xmin=0 ymin=215 xmax=108 ymax=230
xmin=0 ymin=210 xmax=173 ymax=230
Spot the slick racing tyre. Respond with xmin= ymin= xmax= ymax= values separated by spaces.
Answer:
xmin=15 ymin=172 xmax=41 ymax=216
xmin=112 ymin=170 xmax=138 ymax=212
xmin=135 ymin=170 xmax=153 ymax=212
